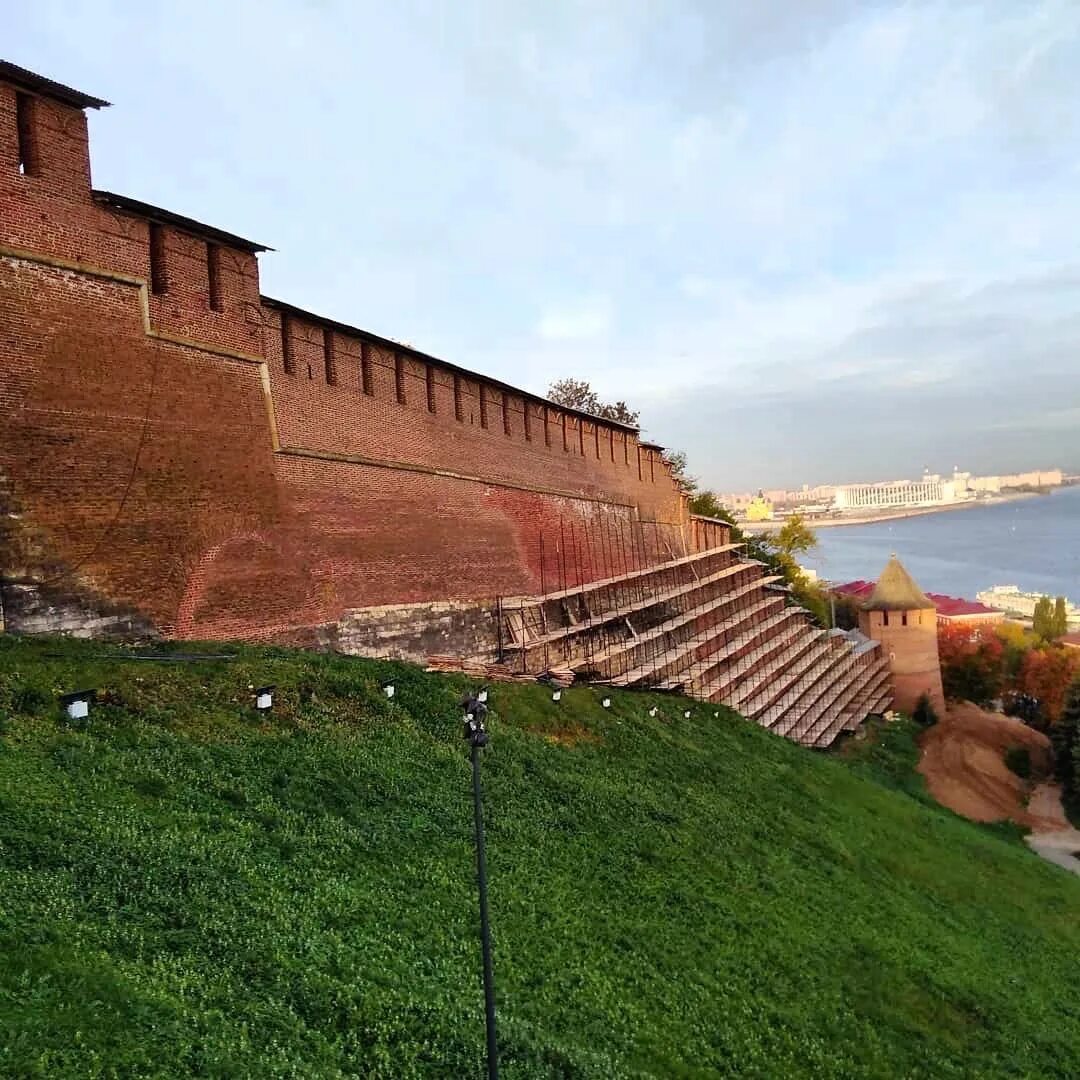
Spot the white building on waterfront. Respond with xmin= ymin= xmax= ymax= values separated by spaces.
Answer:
xmin=976 ymin=586 xmax=1080 ymax=626
xmin=832 ymin=475 xmax=961 ymax=511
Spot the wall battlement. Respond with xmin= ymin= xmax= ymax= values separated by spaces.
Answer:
xmin=0 ymin=60 xmax=704 ymax=644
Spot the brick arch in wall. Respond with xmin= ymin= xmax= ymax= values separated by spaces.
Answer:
xmin=173 ymin=531 xmax=324 ymax=640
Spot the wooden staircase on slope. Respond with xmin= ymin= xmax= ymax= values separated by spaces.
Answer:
xmin=498 ymin=544 xmax=891 ymax=749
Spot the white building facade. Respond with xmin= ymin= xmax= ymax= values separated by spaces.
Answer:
xmin=833 ymin=478 xmax=957 ymax=510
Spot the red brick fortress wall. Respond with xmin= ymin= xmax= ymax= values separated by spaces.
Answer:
xmin=0 ymin=66 xmax=710 ymax=643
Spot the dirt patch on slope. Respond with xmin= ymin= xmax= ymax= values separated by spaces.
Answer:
xmin=530 ymin=725 xmax=602 ymax=748
xmin=918 ymin=702 xmax=1058 ymax=829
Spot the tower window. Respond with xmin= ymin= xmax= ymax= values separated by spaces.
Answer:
xmin=426 ymin=366 xmax=437 ymax=413
xmin=502 ymin=392 xmax=511 ymax=435
xmin=479 ymin=385 xmax=489 ymax=429
xmin=901 ymin=612 xmax=908 ymax=626
xmin=206 ymin=243 xmax=223 ymax=311
xmin=523 ymin=403 xmax=532 ymax=442
xmin=395 ymin=355 xmax=406 ymax=404
xmin=15 ymin=92 xmax=37 ymax=175
xmin=280 ymin=313 xmax=294 ymax=374
xmin=453 ymin=374 xmax=464 ymax=421
xmin=360 ymin=342 xmax=373 ymax=395
xmin=882 ymin=611 xmax=889 ymax=627
xmin=149 ymin=224 xmax=168 ymax=294
xmin=323 ymin=328 xmax=337 ymax=385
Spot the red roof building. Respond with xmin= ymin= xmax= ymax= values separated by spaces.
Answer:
xmin=833 ymin=580 xmax=1004 ymax=626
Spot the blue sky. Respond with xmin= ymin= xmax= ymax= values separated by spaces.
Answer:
xmin=8 ymin=0 xmax=1080 ymax=489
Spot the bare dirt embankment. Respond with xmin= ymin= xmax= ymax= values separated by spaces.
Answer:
xmin=917 ymin=703 xmax=1059 ymax=829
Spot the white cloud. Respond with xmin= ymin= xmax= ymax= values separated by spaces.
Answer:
xmin=535 ymin=298 xmax=613 ymax=341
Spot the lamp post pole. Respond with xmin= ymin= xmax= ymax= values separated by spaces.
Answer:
xmin=463 ymin=696 xmax=498 ymax=1080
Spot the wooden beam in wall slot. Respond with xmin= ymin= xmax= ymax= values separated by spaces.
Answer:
xmin=505 ymin=610 xmax=526 ymax=645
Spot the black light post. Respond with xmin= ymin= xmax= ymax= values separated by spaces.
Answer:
xmin=462 ymin=693 xmax=498 ymax=1080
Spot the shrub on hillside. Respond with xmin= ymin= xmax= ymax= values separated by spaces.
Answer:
xmin=912 ymin=692 xmax=938 ymax=727
xmin=1054 ymin=678 xmax=1080 ymax=808
xmin=1004 ymin=692 xmax=1045 ymax=731
xmin=1004 ymin=746 xmax=1032 ymax=780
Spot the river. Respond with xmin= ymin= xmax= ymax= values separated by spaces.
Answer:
xmin=803 ymin=485 xmax=1080 ymax=602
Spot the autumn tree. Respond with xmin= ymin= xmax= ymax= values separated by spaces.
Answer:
xmin=994 ymin=620 xmax=1027 ymax=672
xmin=937 ymin=623 xmax=1004 ymax=706
xmin=1016 ymin=647 xmax=1080 ymax=724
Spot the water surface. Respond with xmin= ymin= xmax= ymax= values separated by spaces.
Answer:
xmin=804 ymin=485 xmax=1080 ymax=602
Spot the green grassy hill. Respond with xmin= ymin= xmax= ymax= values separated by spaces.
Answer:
xmin=1 ymin=635 xmax=1079 ymax=1078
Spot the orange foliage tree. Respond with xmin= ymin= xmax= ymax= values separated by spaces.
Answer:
xmin=938 ymin=621 xmax=1080 ymax=723
xmin=1016 ymin=648 xmax=1080 ymax=724
xmin=937 ymin=623 xmax=1005 ymax=705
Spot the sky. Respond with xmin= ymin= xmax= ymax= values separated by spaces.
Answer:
xmin=8 ymin=0 xmax=1080 ymax=490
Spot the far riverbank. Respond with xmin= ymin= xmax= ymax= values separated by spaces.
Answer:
xmin=739 ymin=491 xmax=1040 ymax=533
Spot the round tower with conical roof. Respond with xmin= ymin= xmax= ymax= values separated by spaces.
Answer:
xmin=858 ymin=554 xmax=945 ymax=718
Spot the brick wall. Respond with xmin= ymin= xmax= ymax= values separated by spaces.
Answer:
xmin=0 ymin=67 xmax=707 ymax=646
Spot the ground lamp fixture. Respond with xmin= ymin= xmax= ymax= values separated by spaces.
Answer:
xmin=59 ymin=689 xmax=95 ymax=720
xmin=551 ymin=689 xmax=562 ymax=702
xmin=254 ymin=685 xmax=275 ymax=712
xmin=602 ymin=697 xmax=611 ymax=709
xmin=461 ymin=691 xmax=499 ymax=1079
xmin=648 ymin=706 xmax=658 ymax=718
xmin=382 ymin=680 xmax=395 ymax=699
xmin=684 ymin=709 xmax=691 ymax=719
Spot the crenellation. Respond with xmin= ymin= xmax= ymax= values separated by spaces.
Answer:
xmin=0 ymin=58 xmax=700 ymax=649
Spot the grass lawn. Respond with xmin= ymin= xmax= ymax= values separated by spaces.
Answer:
xmin=1 ymin=634 xmax=1079 ymax=1077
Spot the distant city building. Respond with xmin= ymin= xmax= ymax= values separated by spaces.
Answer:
xmin=746 ymin=492 xmax=773 ymax=522
xmin=833 ymin=473 xmax=960 ymax=511
xmin=719 ymin=467 xmax=1063 ymax=520
xmin=976 ymin=585 xmax=1080 ymax=627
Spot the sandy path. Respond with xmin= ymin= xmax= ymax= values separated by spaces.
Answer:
xmin=918 ymin=703 xmax=1057 ymax=828
xmin=916 ymin=703 xmax=1080 ymax=875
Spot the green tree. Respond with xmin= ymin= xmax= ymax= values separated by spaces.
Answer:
xmin=1055 ymin=678 xmax=1080 ymax=811
xmin=546 ymin=378 xmax=640 ymax=426
xmin=662 ymin=450 xmax=697 ymax=493
xmin=688 ymin=490 xmax=725 ymax=518
xmin=752 ymin=515 xmax=830 ymax=628
xmin=773 ymin=514 xmax=818 ymax=559
xmin=832 ymin=592 xmax=862 ymax=631
xmin=1033 ymin=595 xmax=1054 ymax=640
xmin=1051 ymin=597 xmax=1069 ymax=640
